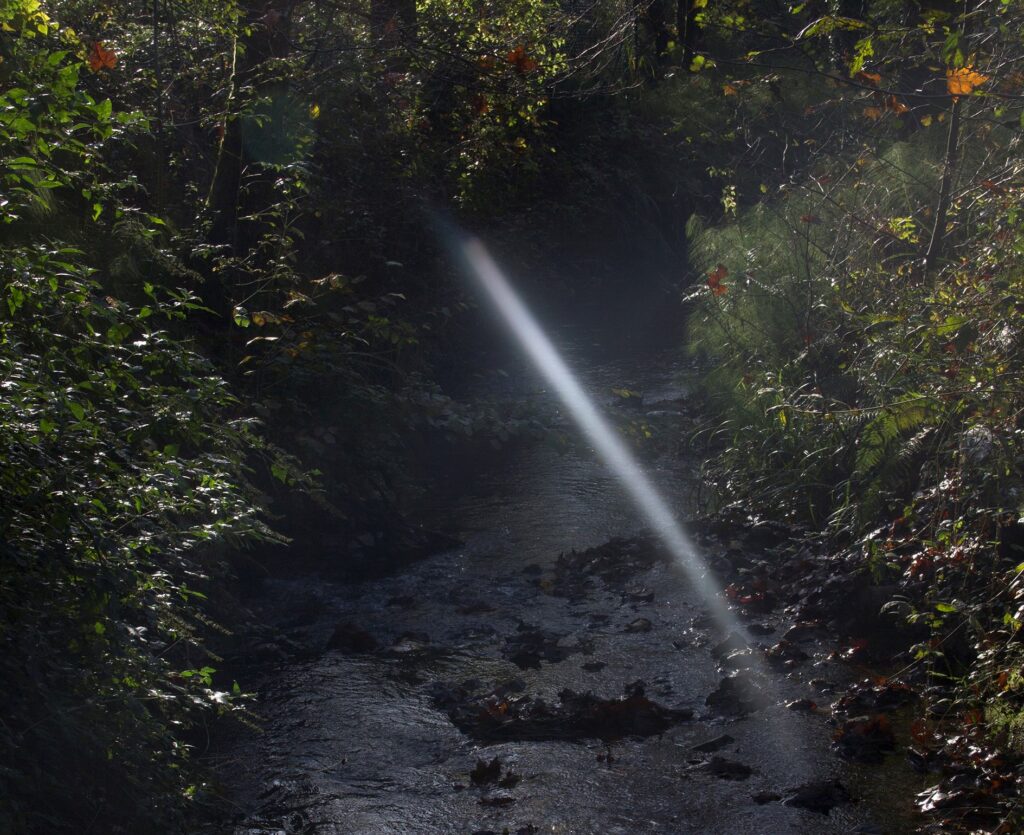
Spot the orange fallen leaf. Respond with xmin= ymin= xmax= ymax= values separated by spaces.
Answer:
xmin=856 ymin=71 xmax=882 ymax=87
xmin=723 ymin=83 xmax=738 ymax=96
xmin=887 ymin=95 xmax=908 ymax=114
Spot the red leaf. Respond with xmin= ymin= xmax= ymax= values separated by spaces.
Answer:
xmin=88 ymin=42 xmax=117 ymax=72
xmin=506 ymin=46 xmax=538 ymax=75
xmin=707 ymin=263 xmax=728 ymax=296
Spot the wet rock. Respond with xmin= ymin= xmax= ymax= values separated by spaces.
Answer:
xmin=456 ymin=601 xmax=497 ymax=615
xmin=782 ymin=621 xmax=829 ymax=643
xmin=751 ymin=791 xmax=782 ymax=805
xmin=691 ymin=733 xmax=735 ymax=753
xmin=711 ymin=632 xmax=749 ymax=658
xmin=504 ymin=625 xmax=576 ymax=669
xmin=720 ymin=648 xmax=756 ymax=671
xmin=763 ymin=639 xmax=808 ymax=668
xmin=326 ymin=622 xmax=378 ymax=653
xmin=785 ymin=698 xmax=818 ymax=712
xmin=454 ymin=624 xmax=498 ymax=641
xmin=832 ymin=677 xmax=917 ymax=716
xmin=522 ymin=563 xmax=543 ymax=575
xmin=706 ymin=672 xmax=763 ymax=716
xmin=387 ymin=635 xmax=430 ymax=655
xmin=478 ymin=791 xmax=516 ymax=807
xmin=498 ymin=772 xmax=520 ymax=789
xmin=832 ymin=715 xmax=896 ymax=763
xmin=436 ymin=681 xmax=693 ymax=743
xmin=700 ymin=756 xmax=752 ymax=780
xmin=782 ymin=780 xmax=852 ymax=815
xmin=494 ymin=677 xmax=527 ymax=696
xmin=747 ymin=623 xmax=775 ymax=636
xmin=625 ymin=587 xmax=655 ymax=603
xmin=810 ymin=678 xmax=836 ymax=694
xmin=582 ymin=661 xmax=607 ymax=672
xmin=386 ymin=594 xmax=416 ymax=609
xmin=470 ymin=758 xmax=502 ymax=786
xmin=625 ymin=617 xmax=653 ymax=633
xmin=550 ymin=537 xmax=667 ymax=598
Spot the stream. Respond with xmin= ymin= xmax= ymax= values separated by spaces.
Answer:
xmin=203 ymin=305 xmax=921 ymax=834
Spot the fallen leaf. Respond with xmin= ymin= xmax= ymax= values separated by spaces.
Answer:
xmin=887 ymin=95 xmax=908 ymax=114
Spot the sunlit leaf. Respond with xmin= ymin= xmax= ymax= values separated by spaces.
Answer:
xmin=87 ymin=41 xmax=116 ymax=72
xmin=946 ymin=66 xmax=988 ymax=97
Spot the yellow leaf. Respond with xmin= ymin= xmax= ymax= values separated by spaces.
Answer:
xmin=309 ymin=103 xmax=320 ymax=119
xmin=946 ymin=66 xmax=988 ymax=97
xmin=921 ymin=114 xmax=933 ymax=126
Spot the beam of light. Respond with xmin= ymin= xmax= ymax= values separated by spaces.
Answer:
xmin=453 ymin=236 xmax=818 ymax=777
xmin=458 ymin=237 xmax=746 ymax=638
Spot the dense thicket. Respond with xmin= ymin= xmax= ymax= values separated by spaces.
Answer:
xmin=0 ymin=0 xmax=695 ymax=830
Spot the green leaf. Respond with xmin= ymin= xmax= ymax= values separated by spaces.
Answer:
xmin=39 ymin=417 xmax=55 ymax=435
xmin=68 ymin=401 xmax=85 ymax=421
xmin=935 ymin=602 xmax=957 ymax=613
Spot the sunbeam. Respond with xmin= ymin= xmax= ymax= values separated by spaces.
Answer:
xmin=458 ymin=237 xmax=746 ymax=638
xmin=451 ymin=235 xmax=821 ymax=776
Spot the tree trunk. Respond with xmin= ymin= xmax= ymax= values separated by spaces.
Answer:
xmin=677 ymin=0 xmax=700 ymax=69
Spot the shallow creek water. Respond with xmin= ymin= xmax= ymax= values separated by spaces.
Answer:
xmin=205 ymin=319 xmax=922 ymax=834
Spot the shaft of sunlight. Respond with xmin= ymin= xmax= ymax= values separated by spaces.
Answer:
xmin=459 ymin=238 xmax=747 ymax=640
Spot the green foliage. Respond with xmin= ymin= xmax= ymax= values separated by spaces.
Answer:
xmin=0 ymin=4 xmax=283 ymax=829
xmin=686 ymin=2 xmax=1024 ymax=806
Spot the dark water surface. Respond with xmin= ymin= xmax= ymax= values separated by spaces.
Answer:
xmin=205 ymin=315 xmax=922 ymax=834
